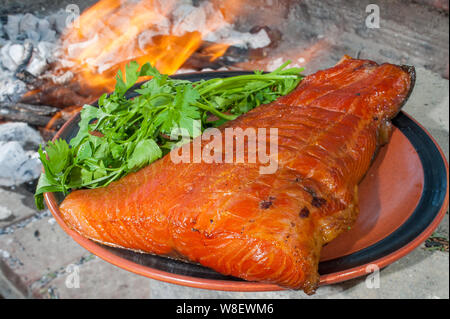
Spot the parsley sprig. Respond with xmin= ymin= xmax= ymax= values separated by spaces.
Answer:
xmin=35 ymin=61 xmax=304 ymax=209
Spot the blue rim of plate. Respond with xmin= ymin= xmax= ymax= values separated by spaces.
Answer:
xmin=51 ymin=71 xmax=449 ymax=284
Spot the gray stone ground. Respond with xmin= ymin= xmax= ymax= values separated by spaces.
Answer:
xmin=0 ymin=67 xmax=448 ymax=299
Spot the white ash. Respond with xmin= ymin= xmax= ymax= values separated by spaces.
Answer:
xmin=0 ymin=122 xmax=43 ymax=186
xmin=42 ymin=70 xmax=74 ymax=85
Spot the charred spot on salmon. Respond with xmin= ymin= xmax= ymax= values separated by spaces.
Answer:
xmin=311 ymin=197 xmax=326 ymax=208
xmin=210 ymin=219 xmax=214 ymax=224
xmin=260 ymin=201 xmax=272 ymax=209
xmin=191 ymin=228 xmax=199 ymax=232
xmin=260 ymin=196 xmax=275 ymax=209
xmin=303 ymin=186 xmax=317 ymax=198
xmin=299 ymin=207 xmax=310 ymax=218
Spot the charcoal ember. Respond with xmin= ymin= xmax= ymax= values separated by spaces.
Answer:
xmin=0 ymin=72 xmax=27 ymax=103
xmin=0 ymin=20 xmax=4 ymax=39
xmin=0 ymin=122 xmax=43 ymax=150
xmin=246 ymin=28 xmax=271 ymax=49
xmin=19 ymin=13 xmax=40 ymax=35
xmin=19 ymin=79 xmax=96 ymax=109
xmin=250 ymin=26 xmax=282 ymax=48
xmin=0 ymin=122 xmax=43 ymax=187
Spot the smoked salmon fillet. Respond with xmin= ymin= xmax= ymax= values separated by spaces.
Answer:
xmin=58 ymin=56 xmax=415 ymax=294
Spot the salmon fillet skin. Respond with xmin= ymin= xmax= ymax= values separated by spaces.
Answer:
xmin=58 ymin=56 xmax=415 ymax=294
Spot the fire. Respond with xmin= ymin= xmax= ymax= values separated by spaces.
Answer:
xmin=60 ymin=0 xmax=232 ymax=92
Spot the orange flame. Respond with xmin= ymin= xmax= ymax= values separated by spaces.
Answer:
xmin=60 ymin=0 xmax=233 ymax=92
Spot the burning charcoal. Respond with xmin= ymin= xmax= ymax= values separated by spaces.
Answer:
xmin=0 ymin=122 xmax=43 ymax=150
xmin=0 ymin=140 xmax=42 ymax=187
xmin=4 ymin=15 xmax=22 ymax=41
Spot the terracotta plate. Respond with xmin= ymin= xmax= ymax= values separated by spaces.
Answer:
xmin=44 ymin=71 xmax=449 ymax=291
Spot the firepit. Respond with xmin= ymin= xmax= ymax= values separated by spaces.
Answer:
xmin=0 ymin=0 xmax=448 ymax=299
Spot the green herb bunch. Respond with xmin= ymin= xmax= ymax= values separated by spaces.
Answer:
xmin=35 ymin=61 xmax=304 ymax=209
